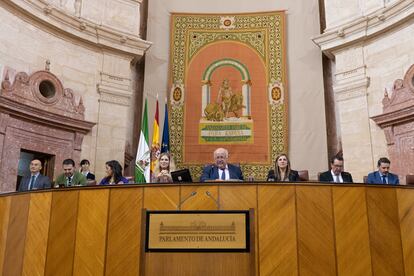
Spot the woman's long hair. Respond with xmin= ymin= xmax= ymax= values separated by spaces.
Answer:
xmin=274 ymin=153 xmax=291 ymax=181
xmin=153 ymin=152 xmax=176 ymax=176
xmin=103 ymin=160 xmax=124 ymax=184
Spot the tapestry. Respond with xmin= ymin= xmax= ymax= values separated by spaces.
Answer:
xmin=169 ymin=11 xmax=288 ymax=180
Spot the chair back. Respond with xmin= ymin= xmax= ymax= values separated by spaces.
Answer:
xmin=298 ymin=170 xmax=309 ymax=181
xmin=363 ymin=176 xmax=368 ymax=183
xmin=406 ymin=175 xmax=414 ymax=185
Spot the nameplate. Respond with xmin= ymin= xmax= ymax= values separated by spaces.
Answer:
xmin=145 ymin=210 xmax=250 ymax=252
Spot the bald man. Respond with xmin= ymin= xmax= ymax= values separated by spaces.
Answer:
xmin=200 ymin=148 xmax=244 ymax=182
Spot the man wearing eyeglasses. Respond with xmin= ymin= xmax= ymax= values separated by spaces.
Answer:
xmin=319 ymin=155 xmax=353 ymax=183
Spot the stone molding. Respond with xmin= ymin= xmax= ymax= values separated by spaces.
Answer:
xmin=1 ymin=69 xmax=95 ymax=133
xmin=371 ymin=63 xmax=414 ymax=128
xmin=312 ymin=0 xmax=414 ymax=58
xmin=2 ymin=0 xmax=152 ymax=59
xmin=97 ymin=72 xmax=132 ymax=106
xmin=333 ymin=66 xmax=370 ymax=101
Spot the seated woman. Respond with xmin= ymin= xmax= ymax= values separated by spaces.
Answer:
xmin=267 ymin=154 xmax=299 ymax=182
xmin=152 ymin=152 xmax=176 ymax=183
xmin=99 ymin=160 xmax=129 ymax=185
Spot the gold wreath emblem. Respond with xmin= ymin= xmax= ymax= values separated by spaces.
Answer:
xmin=173 ymin=87 xmax=182 ymax=102
xmin=271 ymin=87 xmax=281 ymax=101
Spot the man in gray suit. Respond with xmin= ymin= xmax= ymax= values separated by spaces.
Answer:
xmin=18 ymin=159 xmax=51 ymax=191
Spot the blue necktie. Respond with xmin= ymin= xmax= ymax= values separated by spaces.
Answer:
xmin=221 ymin=169 xmax=226 ymax=180
xmin=382 ymin=175 xmax=387 ymax=184
xmin=28 ymin=175 xmax=35 ymax=190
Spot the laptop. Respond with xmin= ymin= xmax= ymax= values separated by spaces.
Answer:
xmin=171 ymin=169 xmax=193 ymax=183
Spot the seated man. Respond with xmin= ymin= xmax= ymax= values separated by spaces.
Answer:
xmin=200 ymin=147 xmax=243 ymax=182
xmin=367 ymin=157 xmax=399 ymax=184
xmin=18 ymin=159 xmax=51 ymax=191
xmin=319 ymin=155 xmax=353 ymax=183
xmin=55 ymin=159 xmax=87 ymax=187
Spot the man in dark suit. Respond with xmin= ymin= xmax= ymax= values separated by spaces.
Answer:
xmin=200 ymin=148 xmax=243 ymax=182
xmin=319 ymin=155 xmax=353 ymax=183
xmin=367 ymin=157 xmax=399 ymax=184
xmin=18 ymin=159 xmax=51 ymax=191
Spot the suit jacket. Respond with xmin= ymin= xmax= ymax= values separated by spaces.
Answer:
xmin=85 ymin=172 xmax=95 ymax=180
xmin=267 ymin=170 xmax=299 ymax=182
xmin=367 ymin=171 xmax=399 ymax=185
xmin=319 ymin=171 xmax=353 ymax=183
xmin=55 ymin=171 xmax=87 ymax=187
xmin=18 ymin=174 xmax=52 ymax=192
xmin=200 ymin=164 xmax=244 ymax=182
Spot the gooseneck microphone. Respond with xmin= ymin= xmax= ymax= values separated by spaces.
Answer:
xmin=177 ymin=191 xmax=197 ymax=210
xmin=205 ymin=191 xmax=220 ymax=209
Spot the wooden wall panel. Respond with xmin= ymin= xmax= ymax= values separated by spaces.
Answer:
xmin=220 ymin=185 xmax=257 ymax=210
xmin=45 ymin=190 xmax=79 ymax=276
xmin=144 ymin=186 xmax=179 ymax=210
xmin=220 ymin=185 xmax=257 ymax=275
xmin=22 ymin=192 xmax=52 ymax=276
xmin=145 ymin=252 xmax=251 ymax=276
xmin=105 ymin=188 xmax=143 ymax=276
xmin=296 ymin=186 xmax=336 ymax=276
xmin=258 ymin=185 xmax=297 ymax=276
xmin=0 ymin=196 xmax=11 ymax=274
xmin=332 ymin=187 xmax=372 ymax=275
xmin=181 ymin=185 xmax=219 ymax=210
xmin=0 ymin=184 xmax=414 ymax=276
xmin=73 ymin=189 xmax=109 ymax=275
xmin=366 ymin=187 xmax=404 ymax=276
xmin=2 ymin=193 xmax=30 ymax=276
xmin=397 ymin=188 xmax=414 ymax=276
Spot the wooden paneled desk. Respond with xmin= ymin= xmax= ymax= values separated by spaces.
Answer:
xmin=0 ymin=182 xmax=413 ymax=275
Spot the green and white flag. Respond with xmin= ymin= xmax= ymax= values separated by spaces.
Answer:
xmin=135 ymin=99 xmax=150 ymax=183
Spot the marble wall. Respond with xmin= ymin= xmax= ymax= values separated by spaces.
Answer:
xmin=314 ymin=0 xmax=414 ymax=182
xmin=0 ymin=0 xmax=150 ymax=190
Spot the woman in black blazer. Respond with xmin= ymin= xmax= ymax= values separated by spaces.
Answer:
xmin=80 ymin=159 xmax=95 ymax=180
xmin=267 ymin=154 xmax=299 ymax=182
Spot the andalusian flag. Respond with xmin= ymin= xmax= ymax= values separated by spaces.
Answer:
xmin=161 ymin=102 xmax=170 ymax=153
xmin=135 ymin=99 xmax=150 ymax=183
xmin=150 ymin=99 xmax=160 ymax=174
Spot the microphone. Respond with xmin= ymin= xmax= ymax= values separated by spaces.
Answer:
xmin=177 ymin=191 xmax=197 ymax=210
xmin=205 ymin=191 xmax=220 ymax=209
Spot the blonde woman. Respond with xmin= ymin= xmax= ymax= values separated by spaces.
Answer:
xmin=152 ymin=152 xmax=176 ymax=183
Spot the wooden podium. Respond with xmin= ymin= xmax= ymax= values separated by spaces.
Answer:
xmin=0 ymin=182 xmax=413 ymax=275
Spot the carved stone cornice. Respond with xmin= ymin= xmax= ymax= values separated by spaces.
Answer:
xmin=97 ymin=72 xmax=132 ymax=106
xmin=2 ymin=0 xmax=152 ymax=58
xmin=333 ymin=66 xmax=370 ymax=101
xmin=371 ymin=105 xmax=414 ymax=128
xmin=371 ymin=63 xmax=414 ymax=128
xmin=0 ymin=96 xmax=95 ymax=134
xmin=0 ymin=69 xmax=95 ymax=133
xmin=312 ymin=0 xmax=414 ymax=58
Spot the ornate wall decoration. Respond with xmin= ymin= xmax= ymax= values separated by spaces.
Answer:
xmin=169 ymin=11 xmax=287 ymax=180
xmin=0 ymin=67 xmax=95 ymax=192
xmin=371 ymin=64 xmax=414 ymax=182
